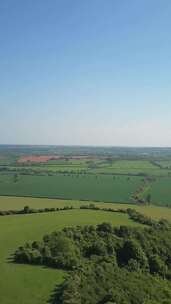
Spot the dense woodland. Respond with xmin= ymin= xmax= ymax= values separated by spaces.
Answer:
xmin=15 ymin=214 xmax=171 ymax=304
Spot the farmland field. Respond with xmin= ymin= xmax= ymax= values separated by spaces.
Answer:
xmin=2 ymin=158 xmax=171 ymax=176
xmin=0 ymin=208 xmax=138 ymax=304
xmin=1 ymin=196 xmax=171 ymax=220
xmin=1 ymin=146 xmax=171 ymax=303
xmin=149 ymin=177 xmax=171 ymax=206
xmin=92 ymin=160 xmax=171 ymax=176
xmin=0 ymin=173 xmax=144 ymax=203
xmin=1 ymin=152 xmax=171 ymax=206
xmin=156 ymin=160 xmax=171 ymax=169
xmin=96 ymin=160 xmax=157 ymax=171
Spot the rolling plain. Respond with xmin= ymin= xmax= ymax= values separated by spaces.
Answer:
xmin=1 ymin=146 xmax=171 ymax=303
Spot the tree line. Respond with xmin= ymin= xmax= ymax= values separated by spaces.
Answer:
xmin=0 ymin=205 xmax=74 ymax=216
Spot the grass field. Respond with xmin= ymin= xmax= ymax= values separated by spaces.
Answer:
xmin=149 ymin=177 xmax=171 ymax=206
xmin=0 ymin=173 xmax=143 ymax=203
xmin=1 ymin=195 xmax=171 ymax=303
xmin=1 ymin=196 xmax=171 ymax=221
xmin=0 ymin=208 xmax=138 ymax=304
xmin=0 ymin=196 xmax=83 ymax=210
xmin=96 ymin=202 xmax=171 ymax=221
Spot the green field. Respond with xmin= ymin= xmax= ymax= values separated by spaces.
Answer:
xmin=1 ymin=196 xmax=171 ymax=220
xmin=0 ymin=196 xmax=83 ymax=210
xmin=0 ymin=173 xmax=143 ymax=203
xmin=2 ymin=158 xmax=171 ymax=176
xmin=1 ymin=157 xmax=171 ymax=206
xmin=1 ymin=158 xmax=171 ymax=209
xmin=156 ymin=160 xmax=171 ymax=169
xmin=0 ymin=208 xmax=138 ymax=304
xmin=1 ymin=195 xmax=171 ymax=303
xmin=101 ymin=160 xmax=157 ymax=169
xmin=149 ymin=177 xmax=171 ymax=206
xmin=5 ymin=165 xmax=87 ymax=172
xmin=92 ymin=160 xmax=171 ymax=176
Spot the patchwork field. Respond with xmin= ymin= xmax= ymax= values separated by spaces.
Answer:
xmin=93 ymin=160 xmax=171 ymax=176
xmin=1 ymin=148 xmax=171 ymax=304
xmin=0 ymin=208 xmax=138 ymax=304
xmin=0 ymin=174 xmax=144 ymax=203
xmin=2 ymin=158 xmax=171 ymax=176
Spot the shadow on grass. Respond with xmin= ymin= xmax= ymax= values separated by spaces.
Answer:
xmin=7 ymin=253 xmax=15 ymax=263
xmin=47 ymin=283 xmax=64 ymax=304
xmin=8 ymin=253 xmax=66 ymax=304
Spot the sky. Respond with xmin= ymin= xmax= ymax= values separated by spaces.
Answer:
xmin=0 ymin=0 xmax=171 ymax=146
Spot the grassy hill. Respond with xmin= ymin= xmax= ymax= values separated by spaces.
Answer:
xmin=0 ymin=207 xmax=139 ymax=304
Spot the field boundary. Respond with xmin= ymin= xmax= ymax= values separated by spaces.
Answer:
xmin=0 ymin=194 xmax=138 ymax=205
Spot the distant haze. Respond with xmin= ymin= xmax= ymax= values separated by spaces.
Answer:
xmin=1 ymin=1 xmax=171 ymax=146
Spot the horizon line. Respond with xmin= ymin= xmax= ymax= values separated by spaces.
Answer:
xmin=0 ymin=144 xmax=171 ymax=149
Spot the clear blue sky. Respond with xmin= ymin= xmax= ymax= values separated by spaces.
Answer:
xmin=1 ymin=0 xmax=171 ymax=146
